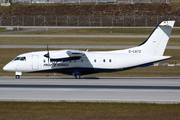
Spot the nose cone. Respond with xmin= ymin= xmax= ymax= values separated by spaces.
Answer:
xmin=3 ymin=64 xmax=9 ymax=71
xmin=3 ymin=63 xmax=13 ymax=72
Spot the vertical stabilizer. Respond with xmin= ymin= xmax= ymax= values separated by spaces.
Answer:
xmin=121 ymin=21 xmax=175 ymax=56
xmin=138 ymin=21 xmax=175 ymax=56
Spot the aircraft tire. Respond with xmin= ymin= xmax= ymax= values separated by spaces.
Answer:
xmin=75 ymin=74 xmax=81 ymax=79
xmin=15 ymin=75 xmax=20 ymax=79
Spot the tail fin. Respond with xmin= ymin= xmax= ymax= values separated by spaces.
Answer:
xmin=127 ymin=21 xmax=175 ymax=56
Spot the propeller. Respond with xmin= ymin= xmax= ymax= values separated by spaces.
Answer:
xmin=44 ymin=45 xmax=50 ymax=63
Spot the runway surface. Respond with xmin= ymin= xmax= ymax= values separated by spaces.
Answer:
xmin=1 ymin=45 xmax=180 ymax=49
xmin=0 ymin=34 xmax=180 ymax=38
xmin=0 ymin=76 xmax=180 ymax=103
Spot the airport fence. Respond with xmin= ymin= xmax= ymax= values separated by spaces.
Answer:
xmin=0 ymin=15 xmax=180 ymax=27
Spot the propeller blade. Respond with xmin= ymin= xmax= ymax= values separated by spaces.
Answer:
xmin=44 ymin=45 xmax=50 ymax=63
xmin=47 ymin=44 xmax=49 ymax=54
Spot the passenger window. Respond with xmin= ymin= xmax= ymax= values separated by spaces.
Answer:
xmin=109 ymin=59 xmax=112 ymax=62
xmin=81 ymin=59 xmax=83 ymax=62
xmin=94 ymin=59 xmax=96 ymax=62
xmin=103 ymin=59 xmax=105 ymax=62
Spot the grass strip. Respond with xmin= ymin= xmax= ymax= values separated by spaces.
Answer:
xmin=1 ymin=48 xmax=180 ymax=77
xmin=10 ymin=28 xmax=180 ymax=35
xmin=0 ymin=28 xmax=8 ymax=32
xmin=0 ymin=28 xmax=19 ymax=32
xmin=0 ymin=102 xmax=180 ymax=120
xmin=0 ymin=37 xmax=180 ymax=46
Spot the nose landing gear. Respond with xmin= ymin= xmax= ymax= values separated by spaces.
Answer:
xmin=15 ymin=75 xmax=20 ymax=79
xmin=15 ymin=72 xmax=22 ymax=79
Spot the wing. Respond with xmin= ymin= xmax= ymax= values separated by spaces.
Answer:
xmin=50 ymin=50 xmax=85 ymax=62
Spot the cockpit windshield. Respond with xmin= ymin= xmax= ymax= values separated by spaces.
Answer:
xmin=14 ymin=57 xmax=20 ymax=61
xmin=14 ymin=57 xmax=26 ymax=61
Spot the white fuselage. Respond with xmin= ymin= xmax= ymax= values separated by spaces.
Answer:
xmin=3 ymin=50 xmax=170 ymax=74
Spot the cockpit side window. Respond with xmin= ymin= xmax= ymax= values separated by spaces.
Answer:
xmin=20 ymin=57 xmax=26 ymax=61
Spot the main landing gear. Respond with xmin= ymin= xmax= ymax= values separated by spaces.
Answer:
xmin=75 ymin=74 xmax=81 ymax=79
xmin=73 ymin=71 xmax=81 ymax=79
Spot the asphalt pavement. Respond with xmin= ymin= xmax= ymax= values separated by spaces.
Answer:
xmin=0 ymin=76 xmax=180 ymax=103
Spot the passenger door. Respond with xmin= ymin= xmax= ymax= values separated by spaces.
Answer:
xmin=32 ymin=55 xmax=39 ymax=70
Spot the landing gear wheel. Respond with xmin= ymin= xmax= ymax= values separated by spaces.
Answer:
xmin=15 ymin=75 xmax=20 ymax=79
xmin=75 ymin=74 xmax=81 ymax=79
